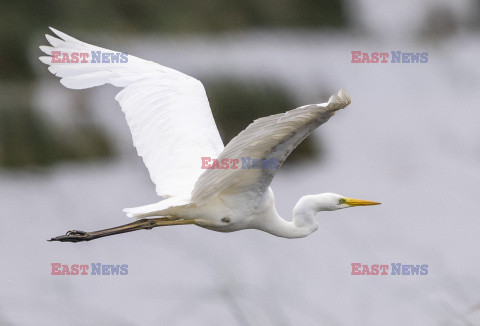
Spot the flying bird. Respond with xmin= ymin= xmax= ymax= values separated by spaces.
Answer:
xmin=40 ymin=28 xmax=379 ymax=240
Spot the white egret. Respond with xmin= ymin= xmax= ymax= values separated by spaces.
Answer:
xmin=40 ymin=28 xmax=379 ymax=241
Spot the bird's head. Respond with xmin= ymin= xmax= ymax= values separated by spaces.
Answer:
xmin=290 ymin=193 xmax=381 ymax=236
xmin=313 ymin=193 xmax=381 ymax=211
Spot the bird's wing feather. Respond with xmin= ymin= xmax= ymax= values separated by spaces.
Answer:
xmin=39 ymin=28 xmax=224 ymax=199
xmin=192 ymin=90 xmax=351 ymax=205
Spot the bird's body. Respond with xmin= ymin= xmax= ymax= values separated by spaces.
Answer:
xmin=40 ymin=28 xmax=379 ymax=239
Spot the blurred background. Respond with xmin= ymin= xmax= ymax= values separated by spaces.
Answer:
xmin=1 ymin=0 xmax=480 ymax=324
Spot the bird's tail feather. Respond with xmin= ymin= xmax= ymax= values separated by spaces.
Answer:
xmin=123 ymin=197 xmax=190 ymax=219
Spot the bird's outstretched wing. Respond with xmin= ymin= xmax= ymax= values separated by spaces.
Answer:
xmin=192 ymin=90 xmax=351 ymax=205
xmin=39 ymin=28 xmax=224 ymax=200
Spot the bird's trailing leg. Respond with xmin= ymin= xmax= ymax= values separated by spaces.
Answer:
xmin=48 ymin=217 xmax=196 ymax=243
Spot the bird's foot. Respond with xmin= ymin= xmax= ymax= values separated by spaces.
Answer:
xmin=49 ymin=230 xmax=91 ymax=242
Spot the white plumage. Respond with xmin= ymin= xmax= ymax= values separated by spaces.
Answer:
xmin=40 ymin=28 xmax=380 ymax=239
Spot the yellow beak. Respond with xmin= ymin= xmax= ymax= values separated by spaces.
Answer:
xmin=343 ymin=197 xmax=381 ymax=206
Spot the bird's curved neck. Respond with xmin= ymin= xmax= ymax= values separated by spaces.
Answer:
xmin=260 ymin=198 xmax=320 ymax=238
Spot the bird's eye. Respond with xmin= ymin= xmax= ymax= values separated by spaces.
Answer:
xmin=338 ymin=198 xmax=346 ymax=204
